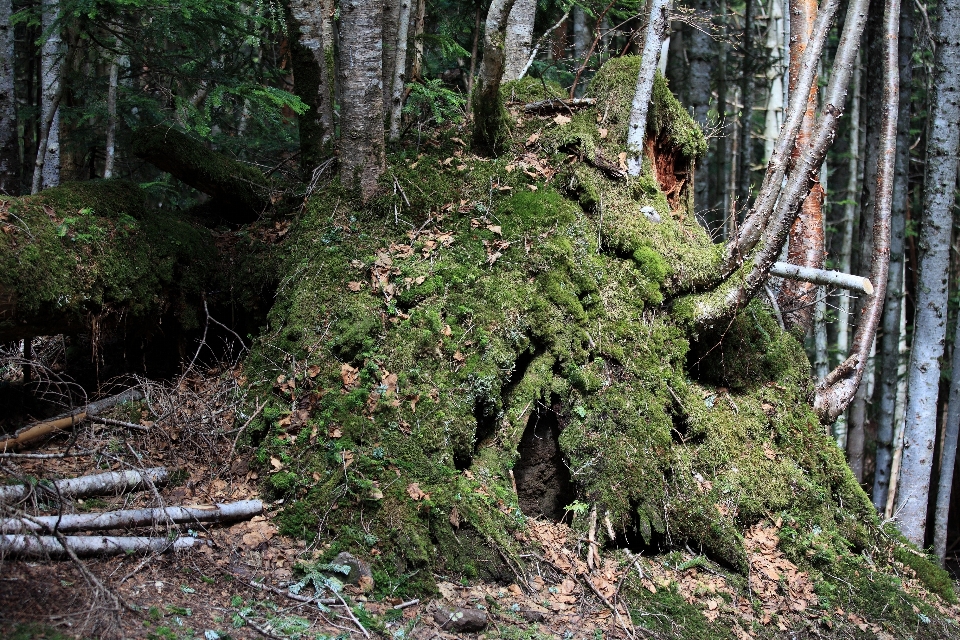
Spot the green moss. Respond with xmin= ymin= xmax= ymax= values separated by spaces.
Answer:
xmin=894 ymin=545 xmax=958 ymax=603
xmin=501 ymin=77 xmax=566 ymax=104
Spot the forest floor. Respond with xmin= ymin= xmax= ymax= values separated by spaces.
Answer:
xmin=2 ymin=366 xmax=960 ymax=640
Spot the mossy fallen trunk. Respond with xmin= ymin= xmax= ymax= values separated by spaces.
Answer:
xmin=132 ymin=125 xmax=271 ymax=224
xmin=0 ymin=181 xmax=217 ymax=343
xmin=233 ymin=57 xmax=953 ymax=632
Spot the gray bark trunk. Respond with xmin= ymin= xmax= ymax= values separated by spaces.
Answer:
xmin=388 ymin=0 xmax=413 ymax=140
xmin=573 ymin=6 xmax=590 ymax=59
xmin=872 ymin=1 xmax=912 ymax=512
xmin=0 ymin=534 xmax=201 ymax=558
xmin=472 ymin=0 xmax=518 ymax=155
xmin=287 ymin=0 xmax=337 ymax=170
xmin=103 ymin=54 xmax=119 ymax=179
xmin=503 ymin=0 xmax=537 ymax=82
xmin=382 ymin=0 xmax=401 ymax=115
xmin=626 ymin=0 xmax=670 ymax=176
xmin=688 ymin=0 xmax=712 ymax=210
xmin=894 ymin=0 xmax=960 ymax=546
xmin=0 ymin=468 xmax=168 ymax=504
xmin=736 ymin=0 xmax=754 ymax=212
xmin=32 ymin=0 xmax=62 ymax=193
xmin=0 ymin=0 xmax=16 ymax=194
xmin=338 ymin=0 xmax=386 ymax=200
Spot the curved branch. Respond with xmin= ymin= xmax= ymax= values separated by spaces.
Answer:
xmin=685 ymin=0 xmax=871 ymax=332
xmin=721 ymin=0 xmax=841 ymax=272
xmin=815 ymin=0 xmax=899 ymax=422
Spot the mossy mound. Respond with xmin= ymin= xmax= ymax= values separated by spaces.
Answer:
xmin=241 ymin=58 xmax=955 ymax=632
xmin=0 ymin=181 xmax=216 ymax=341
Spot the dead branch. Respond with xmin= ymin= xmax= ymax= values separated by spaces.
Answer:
xmin=246 ymin=578 xmax=336 ymax=605
xmin=769 ymin=262 xmax=873 ymax=294
xmin=0 ymin=534 xmax=203 ymax=558
xmin=0 ymin=467 xmax=169 ymax=504
xmin=1 ymin=500 xmax=262 ymax=533
xmin=522 ymin=98 xmax=597 ymax=113
xmin=90 ymin=416 xmax=151 ymax=432
xmin=0 ymin=388 xmax=144 ymax=451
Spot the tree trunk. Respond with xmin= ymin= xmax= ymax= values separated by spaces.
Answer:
xmin=286 ymin=0 xmax=337 ymax=171
xmin=410 ymin=0 xmax=425 ymax=81
xmin=573 ymin=6 xmax=590 ymax=60
xmin=0 ymin=468 xmax=168 ymax=504
xmin=503 ymin=0 xmax=537 ymax=82
xmin=777 ymin=0 xmax=823 ymax=334
xmin=388 ymin=0 xmax=413 ymax=141
xmin=736 ymin=0 xmax=754 ymax=212
xmin=894 ymin=0 xmax=960 ymax=547
xmin=688 ymin=0 xmax=712 ymax=210
xmin=626 ymin=0 xmax=670 ymax=176
xmin=873 ymin=0 xmax=912 ymax=512
xmin=0 ymin=501 xmax=262 ymax=533
xmin=0 ymin=0 xmax=16 ymax=194
xmin=472 ymin=0 xmax=518 ymax=156
xmin=338 ymin=0 xmax=386 ymax=200
xmin=103 ymin=50 xmax=119 ymax=179
xmin=382 ymin=0 xmax=402 ymax=115
xmin=0 ymin=534 xmax=201 ymax=558
xmin=713 ymin=0 xmax=729 ymax=220
xmin=32 ymin=0 xmax=62 ymax=193
xmin=465 ymin=5 xmax=482 ymax=115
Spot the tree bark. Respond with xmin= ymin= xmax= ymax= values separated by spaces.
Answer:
xmin=777 ymin=0 xmax=824 ymax=334
xmin=472 ymin=0 xmax=518 ymax=156
xmin=0 ymin=468 xmax=168 ymax=504
xmin=1 ymin=501 xmax=262 ymax=533
xmin=103 ymin=49 xmax=120 ymax=179
xmin=33 ymin=0 xmax=62 ymax=193
xmin=626 ymin=0 xmax=670 ymax=177
xmin=0 ymin=0 xmax=16 ymax=194
xmin=382 ymin=0 xmax=402 ymax=115
xmin=338 ymin=0 xmax=386 ymax=200
xmin=466 ymin=5 xmax=482 ymax=115
xmin=0 ymin=534 xmax=201 ymax=558
xmin=872 ymin=0 xmax=912 ymax=512
xmin=503 ymin=0 xmax=537 ymax=82
xmin=286 ymin=0 xmax=337 ymax=171
xmin=687 ymin=0 xmax=712 ymax=211
xmin=388 ymin=0 xmax=413 ymax=140
xmin=896 ymin=0 xmax=960 ymax=547
xmin=736 ymin=0 xmax=754 ymax=213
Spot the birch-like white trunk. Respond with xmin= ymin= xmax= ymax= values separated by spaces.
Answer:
xmin=626 ymin=0 xmax=670 ymax=177
xmin=503 ymin=0 xmax=537 ymax=82
xmin=688 ymin=0 xmax=712 ymax=209
xmin=32 ymin=0 xmax=62 ymax=193
xmin=894 ymin=0 xmax=960 ymax=546
xmin=0 ymin=534 xmax=201 ymax=558
xmin=471 ymin=0 xmax=518 ymax=154
xmin=338 ymin=0 xmax=385 ymax=200
xmin=572 ymin=6 xmax=590 ymax=60
xmin=388 ymin=0 xmax=413 ymax=140
xmin=103 ymin=53 xmax=120 ymax=179
xmin=1 ymin=501 xmax=262 ymax=533
xmin=0 ymin=0 xmax=16 ymax=194
xmin=0 ymin=468 xmax=168 ymax=504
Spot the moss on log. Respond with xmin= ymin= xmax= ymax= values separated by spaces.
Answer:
xmin=0 ymin=181 xmax=217 ymax=343
xmin=132 ymin=125 xmax=271 ymax=223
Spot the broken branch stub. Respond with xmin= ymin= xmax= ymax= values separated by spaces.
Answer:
xmin=769 ymin=262 xmax=873 ymax=294
xmin=0 ymin=467 xmax=169 ymax=504
xmin=0 ymin=500 xmax=263 ymax=533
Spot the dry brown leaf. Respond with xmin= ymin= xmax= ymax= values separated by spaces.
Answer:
xmin=486 ymin=224 xmax=502 ymax=236
xmin=449 ymin=505 xmax=460 ymax=528
xmin=526 ymin=132 xmax=540 ymax=145
xmin=270 ymin=457 xmax=283 ymax=470
xmin=407 ymin=482 xmax=429 ymax=501
xmin=341 ymin=450 xmax=354 ymax=467
xmin=328 ymin=426 xmax=342 ymax=438
xmin=340 ymin=363 xmax=359 ymax=389
xmin=598 ymin=127 xmax=608 ymax=139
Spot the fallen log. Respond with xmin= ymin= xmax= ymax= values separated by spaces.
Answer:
xmin=0 ymin=467 xmax=169 ymax=504
xmin=132 ymin=125 xmax=271 ymax=224
xmin=0 ymin=181 xmax=218 ymax=343
xmin=0 ymin=388 xmax=144 ymax=451
xmin=0 ymin=534 xmax=202 ymax=558
xmin=0 ymin=500 xmax=263 ymax=533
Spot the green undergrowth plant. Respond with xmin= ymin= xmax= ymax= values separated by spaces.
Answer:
xmin=238 ymin=57 xmax=957 ymax=636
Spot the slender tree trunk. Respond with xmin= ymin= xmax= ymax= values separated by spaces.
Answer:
xmin=503 ymin=0 xmax=536 ymax=82
xmin=762 ymin=0 xmax=786 ymax=165
xmin=103 ymin=49 xmax=119 ymax=179
xmin=286 ymin=0 xmax=337 ymax=171
xmin=626 ymin=0 xmax=670 ymax=177
xmin=32 ymin=0 xmax=62 ymax=193
xmin=466 ymin=6 xmax=482 ymax=115
xmin=573 ymin=6 xmax=590 ymax=60
xmin=388 ymin=0 xmax=413 ymax=140
xmin=777 ymin=0 xmax=824 ymax=334
xmin=0 ymin=0 xmax=16 ymax=194
xmin=688 ymin=0 xmax=712 ymax=210
xmin=714 ymin=0 xmax=729 ymax=219
xmin=894 ymin=0 xmax=960 ymax=547
xmin=472 ymin=0 xmax=518 ymax=155
xmin=846 ymin=5 xmax=885 ymax=478
xmin=873 ymin=0 xmax=913 ymax=512
xmin=410 ymin=0 xmax=425 ymax=81
xmin=736 ymin=0 xmax=754 ymax=212
xmin=382 ymin=0 xmax=401 ymax=115
xmin=338 ymin=0 xmax=386 ymax=200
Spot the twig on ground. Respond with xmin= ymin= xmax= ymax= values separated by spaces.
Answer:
xmin=237 ymin=612 xmax=284 ymax=640
xmin=587 ymin=504 xmax=599 ymax=570
xmin=0 ymin=449 xmax=96 ymax=459
xmin=393 ymin=598 xmax=420 ymax=609
xmin=332 ymin=588 xmax=370 ymax=638
xmin=91 ymin=416 xmax=150 ymax=432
